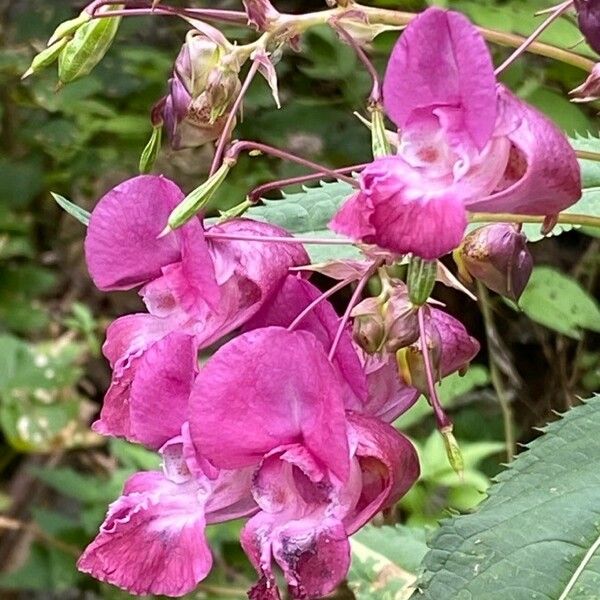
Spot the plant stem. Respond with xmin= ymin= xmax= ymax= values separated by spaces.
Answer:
xmin=226 ymin=141 xmax=358 ymax=187
xmin=477 ymin=281 xmax=516 ymax=462
xmin=288 ymin=278 xmax=352 ymax=331
xmin=247 ymin=164 xmax=367 ymax=202
xmin=468 ymin=213 xmax=600 ymax=229
xmin=328 ymin=262 xmax=380 ymax=361
xmin=575 ymin=149 xmax=600 ymax=162
xmin=494 ymin=0 xmax=575 ymax=76
xmin=204 ymin=231 xmax=354 ymax=245
xmin=209 ymin=59 xmax=261 ymax=176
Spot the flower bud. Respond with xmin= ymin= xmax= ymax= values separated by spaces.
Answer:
xmin=575 ymin=0 xmax=600 ymax=54
xmin=162 ymin=31 xmax=241 ymax=149
xmin=441 ymin=426 xmax=464 ymax=478
xmin=456 ymin=224 xmax=533 ymax=302
xmin=352 ymin=298 xmax=386 ymax=354
xmin=382 ymin=287 xmax=419 ymax=352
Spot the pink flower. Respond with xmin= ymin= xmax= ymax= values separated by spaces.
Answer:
xmin=189 ymin=327 xmax=419 ymax=598
xmin=85 ymin=175 xmax=308 ymax=441
xmin=331 ymin=7 xmax=581 ymax=259
xmin=78 ymin=425 xmax=256 ymax=597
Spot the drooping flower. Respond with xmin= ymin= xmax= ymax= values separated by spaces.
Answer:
xmin=242 ymin=0 xmax=280 ymax=30
xmin=188 ymin=326 xmax=419 ymax=598
xmin=331 ymin=7 xmax=581 ymax=259
xmin=85 ymin=175 xmax=308 ymax=441
xmin=455 ymin=223 xmax=533 ymax=302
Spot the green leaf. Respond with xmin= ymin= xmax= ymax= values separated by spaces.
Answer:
xmin=349 ymin=525 xmax=429 ymax=600
xmin=50 ymin=192 xmax=90 ymax=226
xmin=518 ymin=266 xmax=600 ymax=338
xmin=415 ymin=395 xmax=600 ymax=600
xmin=245 ymin=179 xmax=361 ymax=262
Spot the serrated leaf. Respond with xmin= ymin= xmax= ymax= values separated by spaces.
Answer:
xmin=349 ymin=525 xmax=428 ymax=600
xmin=245 ymin=180 xmax=361 ymax=262
xmin=414 ymin=395 xmax=600 ymax=600
xmin=50 ymin=192 xmax=90 ymax=226
xmin=518 ymin=266 xmax=600 ymax=338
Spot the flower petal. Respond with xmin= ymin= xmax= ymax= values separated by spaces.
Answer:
xmin=466 ymin=87 xmax=582 ymax=215
xmin=245 ymin=274 xmax=367 ymax=410
xmin=77 ymin=471 xmax=212 ymax=597
xmin=129 ymin=332 xmax=197 ymax=449
xmin=189 ymin=327 xmax=350 ymax=481
xmin=383 ymin=8 xmax=497 ymax=150
xmin=85 ymin=176 xmax=182 ymax=291
xmin=343 ymin=413 xmax=420 ymax=534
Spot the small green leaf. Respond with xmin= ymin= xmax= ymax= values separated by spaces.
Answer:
xmin=518 ymin=266 xmax=600 ymax=338
xmin=415 ymin=395 xmax=600 ymax=600
xmin=50 ymin=192 xmax=90 ymax=226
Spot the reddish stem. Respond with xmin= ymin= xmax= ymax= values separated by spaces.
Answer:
xmin=494 ymin=0 xmax=575 ymax=75
xmin=328 ymin=261 xmax=380 ymax=362
xmin=248 ymin=164 xmax=368 ymax=202
xmin=209 ymin=60 xmax=261 ymax=176
xmin=226 ymin=141 xmax=359 ymax=187
xmin=417 ymin=306 xmax=451 ymax=430
xmin=288 ymin=278 xmax=353 ymax=331
xmin=204 ymin=231 xmax=354 ymax=245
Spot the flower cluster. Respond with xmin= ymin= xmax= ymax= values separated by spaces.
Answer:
xmin=74 ymin=5 xmax=583 ymax=600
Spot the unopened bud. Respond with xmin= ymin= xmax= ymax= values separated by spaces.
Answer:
xmin=139 ymin=125 xmax=162 ymax=174
xmin=162 ymin=30 xmax=241 ymax=149
xmin=58 ymin=5 xmax=122 ymax=84
xmin=47 ymin=12 xmax=91 ymax=46
xmin=352 ymin=297 xmax=386 ymax=353
xmin=382 ymin=287 xmax=419 ymax=352
xmin=575 ymin=0 xmax=600 ymax=54
xmin=22 ymin=38 xmax=68 ymax=79
xmin=407 ymin=257 xmax=437 ymax=306
xmin=163 ymin=161 xmax=232 ymax=234
xmin=457 ymin=224 xmax=533 ymax=302
xmin=441 ymin=426 xmax=464 ymax=478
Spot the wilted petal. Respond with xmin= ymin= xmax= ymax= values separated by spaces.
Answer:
xmin=190 ymin=327 xmax=349 ymax=481
xmin=570 ymin=63 xmax=600 ymax=102
xmin=85 ymin=176 xmax=182 ymax=291
xmin=343 ymin=413 xmax=420 ymax=534
xmin=383 ymin=7 xmax=497 ymax=150
xmin=245 ymin=275 xmax=367 ymax=410
xmin=466 ymin=88 xmax=581 ymax=216
xmin=77 ymin=471 xmax=212 ymax=597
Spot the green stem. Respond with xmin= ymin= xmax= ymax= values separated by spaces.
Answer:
xmin=477 ymin=281 xmax=516 ymax=463
xmin=469 ymin=213 xmax=600 ymax=229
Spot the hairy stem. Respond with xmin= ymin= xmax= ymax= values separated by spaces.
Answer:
xmin=477 ymin=282 xmax=516 ymax=462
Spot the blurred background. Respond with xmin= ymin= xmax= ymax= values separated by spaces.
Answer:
xmin=0 ymin=0 xmax=598 ymax=598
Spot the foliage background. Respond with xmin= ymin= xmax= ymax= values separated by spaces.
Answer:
xmin=0 ymin=0 xmax=598 ymax=598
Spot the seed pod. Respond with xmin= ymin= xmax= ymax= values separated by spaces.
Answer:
xmin=139 ymin=125 xmax=163 ymax=174
xmin=58 ymin=6 xmax=122 ymax=84
xmin=22 ymin=38 xmax=68 ymax=79
xmin=407 ymin=256 xmax=437 ymax=306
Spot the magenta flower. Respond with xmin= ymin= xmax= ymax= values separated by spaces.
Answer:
xmin=78 ymin=424 xmax=257 ymax=597
xmin=85 ymin=175 xmax=308 ymax=441
xmin=330 ymin=7 xmax=581 ymax=259
xmin=189 ymin=327 xmax=419 ymax=598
